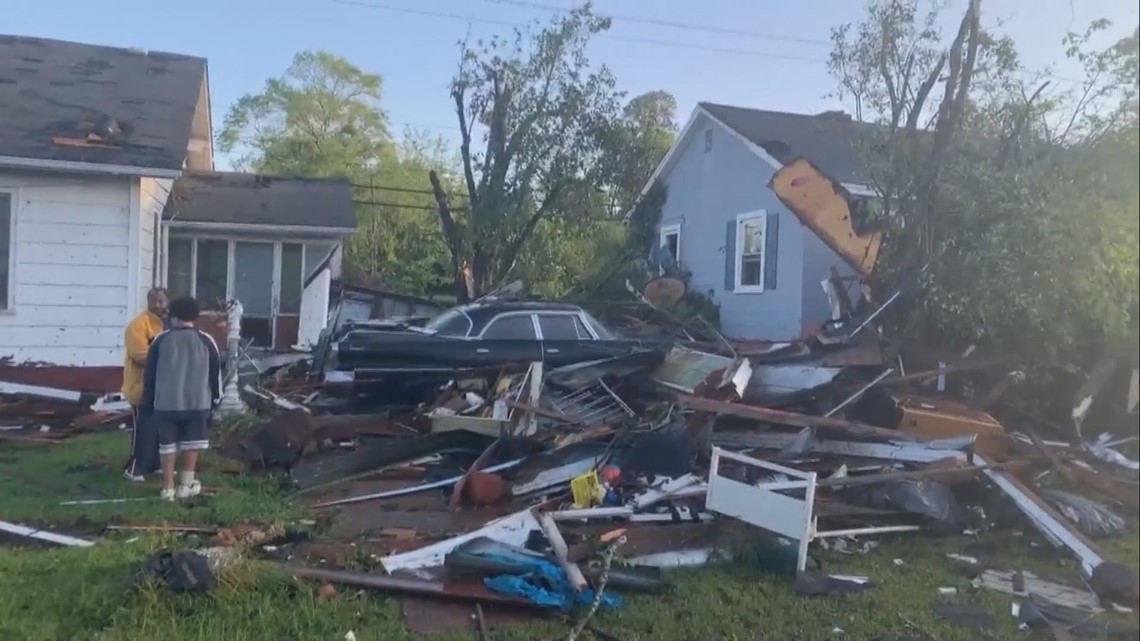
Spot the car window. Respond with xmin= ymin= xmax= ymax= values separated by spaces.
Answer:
xmin=482 ymin=314 xmax=537 ymax=340
xmin=538 ymin=314 xmax=589 ymax=340
xmin=580 ymin=311 xmax=613 ymax=339
xmin=423 ymin=309 xmax=472 ymax=337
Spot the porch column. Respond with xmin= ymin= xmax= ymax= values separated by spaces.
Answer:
xmin=215 ymin=299 xmax=247 ymax=417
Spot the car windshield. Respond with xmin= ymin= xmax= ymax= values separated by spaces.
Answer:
xmin=423 ymin=308 xmax=473 ymax=337
xmin=580 ymin=311 xmax=615 ymax=339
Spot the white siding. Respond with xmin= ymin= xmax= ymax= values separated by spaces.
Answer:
xmin=0 ymin=170 xmax=134 ymax=366
xmin=138 ymin=177 xmax=172 ymax=309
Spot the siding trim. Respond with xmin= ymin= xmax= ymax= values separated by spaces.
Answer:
xmin=0 ymin=156 xmax=181 ymax=179
xmin=733 ymin=210 xmax=768 ymax=294
xmin=0 ymin=187 xmax=18 ymax=313
xmin=127 ymin=178 xmax=141 ymax=314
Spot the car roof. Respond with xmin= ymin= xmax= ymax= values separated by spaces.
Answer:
xmin=451 ymin=301 xmax=586 ymax=332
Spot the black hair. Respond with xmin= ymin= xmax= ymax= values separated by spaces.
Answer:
xmin=168 ymin=296 xmax=201 ymax=322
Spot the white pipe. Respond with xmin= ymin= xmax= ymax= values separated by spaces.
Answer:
xmin=538 ymin=513 xmax=587 ymax=592
xmin=0 ymin=520 xmax=94 ymax=547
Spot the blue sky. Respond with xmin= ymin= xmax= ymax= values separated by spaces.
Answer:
xmin=8 ymin=0 xmax=1137 ymax=168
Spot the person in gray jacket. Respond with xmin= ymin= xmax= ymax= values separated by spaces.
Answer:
xmin=141 ymin=296 xmax=221 ymax=501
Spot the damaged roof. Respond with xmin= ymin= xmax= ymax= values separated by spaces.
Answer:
xmin=165 ymin=172 xmax=358 ymax=231
xmin=700 ymin=102 xmax=877 ymax=185
xmin=0 ymin=34 xmax=206 ymax=173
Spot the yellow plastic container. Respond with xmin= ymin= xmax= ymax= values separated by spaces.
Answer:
xmin=570 ymin=470 xmax=602 ymax=508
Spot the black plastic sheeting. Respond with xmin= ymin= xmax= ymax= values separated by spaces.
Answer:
xmin=842 ymin=479 xmax=964 ymax=532
xmin=1041 ymin=489 xmax=1128 ymax=539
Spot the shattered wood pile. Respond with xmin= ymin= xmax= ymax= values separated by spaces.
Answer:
xmin=187 ymin=308 xmax=1139 ymax=637
xmin=5 ymin=294 xmax=1137 ymax=638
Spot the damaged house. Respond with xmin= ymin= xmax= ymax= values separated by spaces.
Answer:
xmin=162 ymin=172 xmax=355 ymax=351
xmin=645 ymin=103 xmax=883 ymax=341
xmin=0 ymin=34 xmax=355 ymax=392
xmin=0 ymin=34 xmax=212 ymax=391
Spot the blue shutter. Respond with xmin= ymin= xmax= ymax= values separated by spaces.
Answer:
xmin=763 ymin=214 xmax=779 ymax=291
xmin=724 ymin=220 xmax=736 ymax=291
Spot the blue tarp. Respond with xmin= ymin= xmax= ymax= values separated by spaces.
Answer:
xmin=476 ymin=552 xmax=623 ymax=611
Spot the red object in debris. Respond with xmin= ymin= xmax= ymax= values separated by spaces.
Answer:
xmin=599 ymin=465 xmax=621 ymax=484
xmin=317 ymin=583 xmax=337 ymax=599
xmin=463 ymin=471 xmax=506 ymax=506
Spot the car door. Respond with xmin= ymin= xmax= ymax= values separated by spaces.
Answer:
xmin=477 ymin=313 xmax=543 ymax=366
xmin=536 ymin=313 xmax=597 ymax=367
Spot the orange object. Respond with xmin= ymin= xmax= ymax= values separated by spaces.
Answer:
xmin=600 ymin=465 xmax=621 ymax=484
xmin=464 ymin=471 xmax=507 ymax=506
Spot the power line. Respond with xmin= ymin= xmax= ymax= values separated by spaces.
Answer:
xmin=479 ymin=0 xmax=830 ymax=47
xmin=333 ymin=0 xmax=828 ymax=64
xmin=351 ymin=182 xmax=439 ymax=196
xmin=353 ymin=199 xmax=468 ymax=212
xmin=336 ymin=0 xmax=1090 ymax=85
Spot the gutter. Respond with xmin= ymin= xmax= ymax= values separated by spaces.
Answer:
xmin=164 ymin=220 xmax=356 ymax=236
xmin=0 ymin=155 xmax=181 ymax=180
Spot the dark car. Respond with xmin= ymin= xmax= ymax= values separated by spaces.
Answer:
xmin=316 ymin=301 xmax=661 ymax=403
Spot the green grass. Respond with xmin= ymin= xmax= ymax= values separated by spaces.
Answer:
xmin=0 ymin=432 xmax=1134 ymax=641
xmin=0 ymin=431 xmax=303 ymax=527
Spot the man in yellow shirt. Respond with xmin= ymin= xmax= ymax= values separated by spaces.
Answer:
xmin=123 ymin=287 xmax=169 ymax=481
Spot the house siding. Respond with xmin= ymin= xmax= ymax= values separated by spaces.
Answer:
xmin=0 ymin=170 xmax=134 ymax=366
xmin=800 ymin=232 xmax=860 ymax=334
xmin=138 ymin=177 xmax=173 ymax=308
xmin=656 ymin=114 xmax=806 ymax=340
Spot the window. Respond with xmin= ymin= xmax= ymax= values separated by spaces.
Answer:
xmin=538 ymin=314 xmax=590 ymax=340
xmin=0 ymin=193 xmax=12 ymax=311
xmin=304 ymin=242 xmax=336 ymax=279
xmin=279 ymin=243 xmax=303 ymax=314
xmin=658 ymin=223 xmax=681 ymax=268
xmin=167 ymin=237 xmax=193 ymax=298
xmin=482 ymin=314 xmax=537 ymax=340
xmin=736 ymin=212 xmax=767 ymax=291
xmin=425 ymin=309 xmax=473 ymax=337
xmin=195 ymin=239 xmax=229 ymax=310
xmin=580 ymin=311 xmax=612 ymax=339
xmin=703 ymin=128 xmax=713 ymax=152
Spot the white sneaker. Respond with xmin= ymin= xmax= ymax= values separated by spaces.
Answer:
xmin=160 ymin=488 xmax=176 ymax=501
xmin=124 ymin=470 xmax=145 ymax=483
xmin=175 ymin=480 xmax=202 ymax=499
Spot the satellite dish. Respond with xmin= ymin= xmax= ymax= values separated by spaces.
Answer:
xmin=643 ymin=277 xmax=686 ymax=307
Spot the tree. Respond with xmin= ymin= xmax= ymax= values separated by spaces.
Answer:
xmin=829 ymin=0 xmax=1139 ymax=377
xmin=517 ymin=90 xmax=678 ymax=299
xmin=600 ymin=90 xmax=678 ymax=215
xmin=218 ymin=51 xmax=454 ymax=294
xmin=218 ymin=50 xmax=393 ymax=176
xmin=429 ymin=4 xmax=623 ymax=301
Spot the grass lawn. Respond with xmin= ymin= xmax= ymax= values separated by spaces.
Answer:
xmin=0 ymin=432 xmax=1134 ymax=641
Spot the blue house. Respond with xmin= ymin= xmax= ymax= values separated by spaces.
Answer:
xmin=645 ymin=103 xmax=879 ymax=341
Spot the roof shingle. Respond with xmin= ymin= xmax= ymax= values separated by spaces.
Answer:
xmin=165 ymin=172 xmax=358 ymax=232
xmin=700 ymin=102 xmax=876 ymax=184
xmin=0 ymin=34 xmax=205 ymax=172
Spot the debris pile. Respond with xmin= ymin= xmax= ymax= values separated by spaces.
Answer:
xmin=0 ymin=378 xmax=132 ymax=444
xmin=197 ymin=293 xmax=1139 ymax=637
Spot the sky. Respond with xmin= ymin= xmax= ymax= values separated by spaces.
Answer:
xmin=7 ymin=0 xmax=1137 ymax=168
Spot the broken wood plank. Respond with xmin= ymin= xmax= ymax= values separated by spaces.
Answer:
xmin=677 ymin=393 xmax=914 ymax=442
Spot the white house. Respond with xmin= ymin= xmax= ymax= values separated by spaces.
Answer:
xmin=0 ymin=34 xmax=354 ymax=392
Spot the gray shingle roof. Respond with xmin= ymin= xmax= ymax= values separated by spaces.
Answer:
xmin=0 ymin=34 xmax=205 ymax=172
xmin=700 ymin=102 xmax=876 ymax=184
xmin=165 ymin=172 xmax=358 ymax=231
